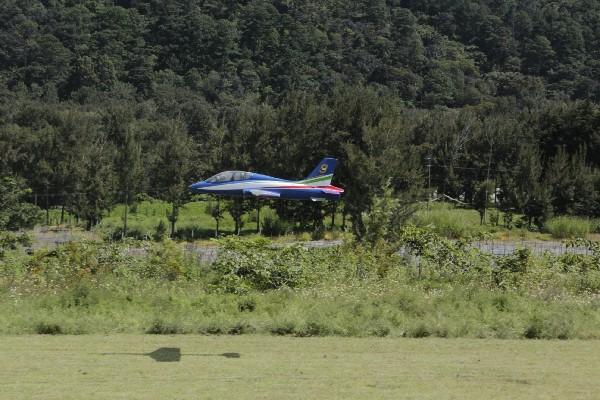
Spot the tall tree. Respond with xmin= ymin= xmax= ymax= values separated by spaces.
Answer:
xmin=104 ymin=107 xmax=143 ymax=237
xmin=151 ymin=119 xmax=195 ymax=237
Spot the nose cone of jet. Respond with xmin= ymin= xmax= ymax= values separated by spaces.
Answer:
xmin=189 ymin=181 xmax=207 ymax=193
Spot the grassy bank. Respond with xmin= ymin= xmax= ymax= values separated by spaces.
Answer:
xmin=2 ymin=335 xmax=600 ymax=400
xmin=3 ymin=281 xmax=599 ymax=339
xmin=1 ymin=233 xmax=599 ymax=338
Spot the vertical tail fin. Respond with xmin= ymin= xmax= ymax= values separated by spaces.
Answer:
xmin=300 ymin=157 xmax=338 ymax=186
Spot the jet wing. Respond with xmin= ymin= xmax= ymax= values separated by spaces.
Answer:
xmin=245 ymin=189 xmax=281 ymax=198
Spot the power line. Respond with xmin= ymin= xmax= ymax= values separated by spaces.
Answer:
xmin=428 ymin=163 xmax=513 ymax=173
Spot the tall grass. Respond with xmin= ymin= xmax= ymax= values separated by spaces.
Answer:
xmin=410 ymin=203 xmax=485 ymax=238
xmin=2 ymin=282 xmax=599 ymax=339
xmin=545 ymin=216 xmax=592 ymax=239
xmin=1 ymin=235 xmax=599 ymax=338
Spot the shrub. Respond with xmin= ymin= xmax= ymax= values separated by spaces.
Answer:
xmin=269 ymin=319 xmax=297 ymax=335
xmin=212 ymin=237 xmax=311 ymax=292
xmin=154 ymin=220 xmax=168 ymax=241
xmin=227 ymin=321 xmax=255 ymax=335
xmin=545 ymin=216 xmax=592 ymax=239
xmin=369 ymin=324 xmax=391 ymax=337
xmin=237 ymin=297 xmax=257 ymax=312
xmin=144 ymin=240 xmax=188 ymax=280
xmin=146 ymin=319 xmax=184 ymax=334
xmin=0 ymin=232 xmax=31 ymax=258
xmin=502 ymin=211 xmax=514 ymax=229
xmin=294 ymin=320 xmax=331 ymax=337
xmin=35 ymin=322 xmax=63 ymax=335
xmin=261 ymin=210 xmax=289 ymax=236
xmin=493 ymin=248 xmax=531 ymax=289
xmin=408 ymin=322 xmax=431 ymax=338
xmin=398 ymin=225 xmax=491 ymax=281
xmin=523 ymin=311 xmax=573 ymax=340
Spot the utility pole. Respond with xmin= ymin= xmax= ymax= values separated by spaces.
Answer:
xmin=124 ymin=184 xmax=128 ymax=239
xmin=484 ymin=131 xmax=495 ymax=225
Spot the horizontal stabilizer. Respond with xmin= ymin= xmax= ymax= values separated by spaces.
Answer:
xmin=245 ymin=189 xmax=281 ymax=198
xmin=320 ymin=188 xmax=343 ymax=195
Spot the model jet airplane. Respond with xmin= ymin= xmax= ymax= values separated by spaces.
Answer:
xmin=189 ymin=157 xmax=343 ymax=201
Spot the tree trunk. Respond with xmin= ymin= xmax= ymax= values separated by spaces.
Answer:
xmin=351 ymin=211 xmax=365 ymax=239
xmin=45 ymin=188 xmax=49 ymax=226
xmin=330 ymin=202 xmax=336 ymax=230
xmin=215 ymin=197 xmax=220 ymax=237
xmin=60 ymin=203 xmax=65 ymax=225
xmin=123 ymin=189 xmax=128 ymax=239
xmin=256 ymin=200 xmax=261 ymax=233
xmin=170 ymin=202 xmax=176 ymax=238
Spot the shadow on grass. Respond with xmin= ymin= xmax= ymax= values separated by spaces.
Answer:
xmin=101 ymin=347 xmax=241 ymax=362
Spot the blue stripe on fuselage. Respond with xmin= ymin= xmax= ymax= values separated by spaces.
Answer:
xmin=191 ymin=186 xmax=339 ymax=200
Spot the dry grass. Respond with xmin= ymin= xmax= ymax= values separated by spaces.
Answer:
xmin=1 ymin=335 xmax=600 ymax=399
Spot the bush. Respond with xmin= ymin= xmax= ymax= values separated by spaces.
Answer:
xmin=144 ymin=240 xmax=188 ymax=280
xmin=0 ymin=231 xmax=31 ymax=258
xmin=268 ymin=319 xmax=297 ymax=336
xmin=212 ymin=237 xmax=313 ymax=292
xmin=407 ymin=322 xmax=431 ymax=338
xmin=227 ymin=321 xmax=256 ymax=335
xmin=237 ymin=297 xmax=257 ymax=312
xmin=295 ymin=320 xmax=331 ymax=337
xmin=523 ymin=311 xmax=573 ymax=339
xmin=35 ymin=322 xmax=63 ymax=335
xmin=154 ymin=220 xmax=168 ymax=241
xmin=261 ymin=210 xmax=289 ymax=236
xmin=545 ymin=216 xmax=592 ymax=239
xmin=398 ymin=224 xmax=491 ymax=281
xmin=146 ymin=319 xmax=185 ymax=334
xmin=493 ymin=248 xmax=531 ymax=289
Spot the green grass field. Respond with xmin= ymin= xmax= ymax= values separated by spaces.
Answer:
xmin=411 ymin=203 xmax=600 ymax=241
xmin=41 ymin=200 xmax=599 ymax=242
xmin=101 ymin=200 xmax=257 ymax=238
xmin=97 ymin=200 xmax=346 ymax=241
xmin=1 ymin=335 xmax=599 ymax=400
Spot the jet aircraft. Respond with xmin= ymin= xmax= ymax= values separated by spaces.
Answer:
xmin=189 ymin=158 xmax=343 ymax=201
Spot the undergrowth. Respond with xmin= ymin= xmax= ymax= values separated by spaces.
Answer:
xmin=1 ymin=231 xmax=599 ymax=339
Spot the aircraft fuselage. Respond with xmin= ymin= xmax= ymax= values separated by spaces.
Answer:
xmin=189 ymin=173 xmax=343 ymax=201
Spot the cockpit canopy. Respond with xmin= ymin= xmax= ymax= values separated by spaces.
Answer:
xmin=206 ymin=171 xmax=252 ymax=183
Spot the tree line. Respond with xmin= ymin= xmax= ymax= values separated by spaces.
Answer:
xmin=1 ymin=1 xmax=599 ymax=237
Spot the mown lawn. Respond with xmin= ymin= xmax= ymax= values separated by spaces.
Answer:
xmin=1 ymin=335 xmax=599 ymax=400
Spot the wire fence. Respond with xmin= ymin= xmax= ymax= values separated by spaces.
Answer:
xmin=470 ymin=240 xmax=592 ymax=256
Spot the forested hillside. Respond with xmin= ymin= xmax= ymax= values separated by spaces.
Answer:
xmin=1 ymin=0 xmax=599 ymax=235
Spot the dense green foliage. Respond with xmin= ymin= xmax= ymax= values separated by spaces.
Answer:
xmin=1 ymin=0 xmax=600 ymax=235
xmin=1 ymin=233 xmax=599 ymax=338
xmin=0 ymin=176 xmax=42 ymax=230
xmin=3 ymin=0 xmax=600 ymax=103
